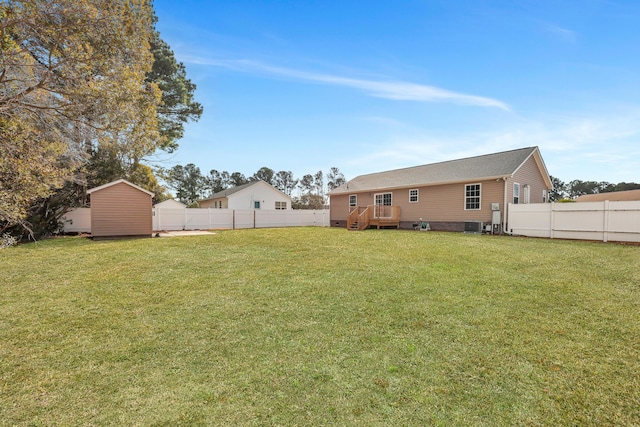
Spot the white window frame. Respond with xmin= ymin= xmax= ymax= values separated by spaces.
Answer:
xmin=409 ymin=189 xmax=419 ymax=203
xmin=275 ymin=201 xmax=287 ymax=210
xmin=523 ymin=185 xmax=530 ymax=204
xmin=254 ymin=201 xmax=261 ymax=209
xmin=349 ymin=194 xmax=357 ymax=207
xmin=542 ymin=189 xmax=548 ymax=203
xmin=513 ymin=183 xmax=520 ymax=204
xmin=374 ymin=192 xmax=392 ymax=206
xmin=374 ymin=192 xmax=393 ymax=218
xmin=464 ymin=183 xmax=481 ymax=210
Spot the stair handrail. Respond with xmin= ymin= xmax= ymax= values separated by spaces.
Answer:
xmin=356 ymin=206 xmax=370 ymax=230
xmin=347 ymin=206 xmax=371 ymax=230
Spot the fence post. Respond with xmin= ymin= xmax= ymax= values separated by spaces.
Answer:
xmin=184 ymin=208 xmax=188 ymax=230
xmin=603 ymin=200 xmax=609 ymax=243
xmin=550 ymin=203 xmax=555 ymax=239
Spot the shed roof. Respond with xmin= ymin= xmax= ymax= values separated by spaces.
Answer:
xmin=329 ymin=146 xmax=551 ymax=194
xmin=87 ymin=179 xmax=154 ymax=197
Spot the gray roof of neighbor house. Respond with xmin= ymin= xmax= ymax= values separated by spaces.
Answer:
xmin=330 ymin=147 xmax=549 ymax=194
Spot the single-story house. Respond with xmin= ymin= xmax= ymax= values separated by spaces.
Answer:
xmin=575 ymin=189 xmax=640 ymax=202
xmin=199 ymin=180 xmax=293 ymax=210
xmin=87 ymin=179 xmax=154 ymax=239
xmin=328 ymin=146 xmax=553 ymax=232
xmin=154 ymin=199 xmax=187 ymax=209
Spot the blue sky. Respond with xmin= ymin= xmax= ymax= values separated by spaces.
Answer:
xmin=152 ymin=0 xmax=640 ymax=185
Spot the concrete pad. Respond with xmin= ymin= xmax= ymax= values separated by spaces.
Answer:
xmin=155 ymin=230 xmax=216 ymax=237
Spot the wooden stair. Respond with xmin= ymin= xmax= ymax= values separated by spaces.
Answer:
xmin=347 ymin=205 xmax=401 ymax=230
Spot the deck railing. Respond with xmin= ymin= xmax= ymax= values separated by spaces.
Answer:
xmin=372 ymin=205 xmax=400 ymax=219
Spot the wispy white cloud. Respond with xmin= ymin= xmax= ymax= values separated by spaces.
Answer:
xmin=544 ymin=23 xmax=578 ymax=42
xmin=185 ymin=57 xmax=510 ymax=110
xmin=341 ymin=110 xmax=640 ymax=183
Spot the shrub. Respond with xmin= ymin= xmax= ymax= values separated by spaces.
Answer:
xmin=0 ymin=233 xmax=17 ymax=249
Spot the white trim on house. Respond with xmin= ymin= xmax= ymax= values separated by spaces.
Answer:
xmin=374 ymin=192 xmax=392 ymax=206
xmin=464 ymin=183 xmax=481 ymax=210
xmin=409 ymin=189 xmax=419 ymax=203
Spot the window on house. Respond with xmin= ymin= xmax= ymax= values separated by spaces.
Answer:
xmin=513 ymin=183 xmax=520 ymax=204
xmin=409 ymin=189 xmax=419 ymax=203
xmin=375 ymin=192 xmax=392 ymax=206
xmin=465 ymin=184 xmax=481 ymax=210
xmin=523 ymin=185 xmax=530 ymax=204
xmin=254 ymin=201 xmax=261 ymax=209
xmin=542 ymin=189 xmax=548 ymax=203
xmin=349 ymin=195 xmax=357 ymax=207
xmin=275 ymin=201 xmax=287 ymax=210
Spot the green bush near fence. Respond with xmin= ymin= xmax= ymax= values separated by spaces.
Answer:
xmin=1 ymin=228 xmax=639 ymax=426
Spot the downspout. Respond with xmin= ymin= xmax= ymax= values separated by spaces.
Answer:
xmin=503 ymin=177 xmax=509 ymax=234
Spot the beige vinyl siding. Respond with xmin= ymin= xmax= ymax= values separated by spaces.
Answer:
xmin=400 ymin=180 xmax=504 ymax=223
xmin=329 ymin=194 xmax=348 ymax=222
xmin=510 ymin=156 xmax=549 ymax=205
xmin=198 ymin=199 xmax=213 ymax=208
xmin=331 ymin=180 xmax=505 ymax=224
xmin=90 ymin=182 xmax=152 ymax=237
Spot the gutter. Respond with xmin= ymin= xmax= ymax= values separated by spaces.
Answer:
xmin=331 ymin=175 xmax=512 ymax=195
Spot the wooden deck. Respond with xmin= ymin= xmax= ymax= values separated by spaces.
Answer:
xmin=347 ymin=206 xmax=400 ymax=230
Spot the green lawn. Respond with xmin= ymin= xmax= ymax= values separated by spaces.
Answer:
xmin=1 ymin=228 xmax=638 ymax=426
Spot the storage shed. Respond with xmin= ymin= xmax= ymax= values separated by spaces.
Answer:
xmin=87 ymin=179 xmax=154 ymax=239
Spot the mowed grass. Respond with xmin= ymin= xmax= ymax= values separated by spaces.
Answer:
xmin=1 ymin=228 xmax=639 ymax=426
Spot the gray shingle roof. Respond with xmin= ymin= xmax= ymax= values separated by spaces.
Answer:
xmin=201 ymin=181 xmax=261 ymax=201
xmin=330 ymin=147 xmax=539 ymax=194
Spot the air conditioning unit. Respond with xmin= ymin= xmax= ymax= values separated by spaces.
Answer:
xmin=464 ymin=220 xmax=483 ymax=234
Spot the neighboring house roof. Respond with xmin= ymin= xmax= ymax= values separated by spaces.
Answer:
xmin=199 ymin=180 xmax=293 ymax=202
xmin=154 ymin=199 xmax=187 ymax=208
xmin=329 ymin=146 xmax=552 ymax=194
xmin=87 ymin=179 xmax=154 ymax=197
xmin=575 ymin=189 xmax=640 ymax=202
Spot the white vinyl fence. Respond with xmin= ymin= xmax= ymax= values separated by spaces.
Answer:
xmin=152 ymin=208 xmax=330 ymax=230
xmin=62 ymin=207 xmax=330 ymax=233
xmin=508 ymin=201 xmax=640 ymax=243
xmin=61 ymin=208 xmax=91 ymax=233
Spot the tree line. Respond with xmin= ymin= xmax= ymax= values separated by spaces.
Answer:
xmin=1 ymin=0 xmax=202 ymax=239
xmin=162 ymin=164 xmax=347 ymax=209
xmin=549 ymin=177 xmax=640 ymax=201
xmin=164 ymin=170 xmax=637 ymax=207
